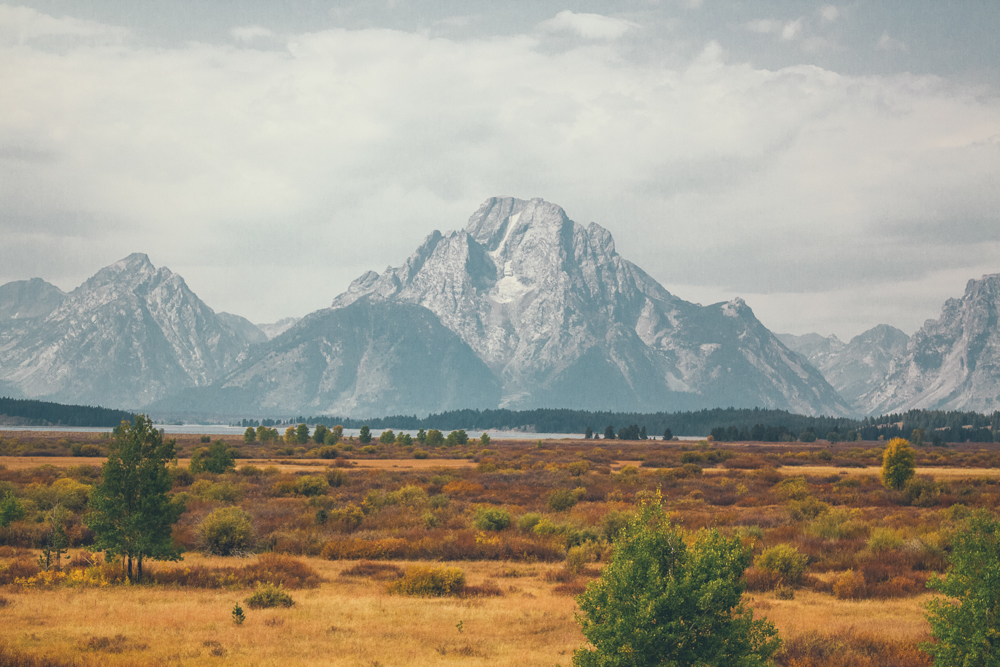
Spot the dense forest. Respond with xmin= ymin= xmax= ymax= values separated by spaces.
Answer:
xmin=0 ymin=397 xmax=134 ymax=428
xmin=264 ymin=406 xmax=1000 ymax=443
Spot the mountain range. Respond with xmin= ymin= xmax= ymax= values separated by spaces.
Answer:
xmin=3 ymin=196 xmax=1000 ymax=419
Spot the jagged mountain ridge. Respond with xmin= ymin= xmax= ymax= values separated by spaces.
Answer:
xmin=0 ymin=278 xmax=67 ymax=322
xmin=155 ymin=296 xmax=502 ymax=418
xmin=780 ymin=325 xmax=910 ymax=410
xmin=0 ymin=254 xmax=258 ymax=409
xmin=322 ymin=196 xmax=851 ymax=416
xmin=860 ymin=274 xmax=1000 ymax=414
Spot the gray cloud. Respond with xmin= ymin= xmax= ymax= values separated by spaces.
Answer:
xmin=1 ymin=4 xmax=999 ymax=340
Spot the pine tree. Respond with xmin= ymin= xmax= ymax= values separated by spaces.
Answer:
xmin=86 ymin=415 xmax=183 ymax=583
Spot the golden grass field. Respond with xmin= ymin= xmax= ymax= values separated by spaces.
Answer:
xmin=0 ymin=551 xmax=933 ymax=667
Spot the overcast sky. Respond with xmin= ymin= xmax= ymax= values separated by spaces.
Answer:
xmin=2 ymin=1 xmax=998 ymax=340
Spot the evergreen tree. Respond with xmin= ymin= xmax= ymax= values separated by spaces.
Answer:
xmin=359 ymin=425 xmax=372 ymax=444
xmin=86 ymin=415 xmax=183 ymax=583
xmin=574 ymin=494 xmax=780 ymax=666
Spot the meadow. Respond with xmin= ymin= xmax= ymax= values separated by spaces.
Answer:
xmin=2 ymin=429 xmax=999 ymax=666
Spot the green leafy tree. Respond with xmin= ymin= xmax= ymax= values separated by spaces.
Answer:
xmin=243 ymin=427 xmax=256 ymax=444
xmin=284 ymin=426 xmax=296 ymax=445
xmin=0 ymin=491 xmax=26 ymax=527
xmin=573 ymin=493 xmax=781 ymax=667
xmin=416 ymin=428 xmax=426 ymax=444
xmin=86 ymin=415 xmax=183 ymax=582
xmin=313 ymin=423 xmax=328 ymax=444
xmin=604 ymin=425 xmax=615 ymax=440
xmin=480 ymin=432 xmax=490 ymax=446
xmin=425 ymin=429 xmax=444 ymax=447
xmin=379 ymin=429 xmax=396 ymax=444
xmin=923 ymin=509 xmax=1000 ymax=666
xmin=358 ymin=425 xmax=372 ymax=444
xmin=882 ymin=437 xmax=916 ymax=490
xmin=190 ymin=441 xmax=236 ymax=474
xmin=296 ymin=423 xmax=310 ymax=444
xmin=663 ymin=428 xmax=673 ymax=441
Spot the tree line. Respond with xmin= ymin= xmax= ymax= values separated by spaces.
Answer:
xmin=0 ymin=397 xmax=135 ymax=428
xmin=239 ymin=406 xmax=1000 ymax=444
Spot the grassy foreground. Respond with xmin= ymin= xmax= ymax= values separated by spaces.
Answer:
xmin=0 ymin=552 xmax=932 ymax=667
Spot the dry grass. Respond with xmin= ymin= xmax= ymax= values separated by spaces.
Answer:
xmin=0 ymin=456 xmax=108 ymax=470
xmin=0 ymin=456 xmax=476 ymax=473
xmin=0 ymin=551 xmax=939 ymax=667
xmin=749 ymin=589 xmax=932 ymax=642
xmin=779 ymin=465 xmax=1000 ymax=479
xmin=0 ymin=554 xmax=585 ymax=666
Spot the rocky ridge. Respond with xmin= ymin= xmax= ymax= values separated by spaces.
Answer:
xmin=780 ymin=325 xmax=910 ymax=410
xmin=859 ymin=274 xmax=1000 ymax=414
xmin=0 ymin=254 xmax=256 ymax=409
xmin=318 ymin=196 xmax=851 ymax=415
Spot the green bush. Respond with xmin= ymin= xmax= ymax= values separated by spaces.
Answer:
xmin=573 ymin=496 xmax=780 ymax=666
xmin=245 ymin=582 xmax=295 ymax=609
xmin=867 ymin=527 xmax=904 ymax=553
xmin=787 ymin=496 xmax=830 ymax=521
xmin=547 ymin=489 xmax=579 ymax=512
xmin=325 ymin=469 xmax=349 ymax=487
xmin=388 ymin=565 xmax=465 ymax=596
xmin=473 ymin=506 xmax=511 ymax=531
xmin=600 ymin=510 xmax=632 ymax=542
xmin=754 ymin=544 xmax=807 ymax=584
xmin=199 ymin=507 xmax=255 ymax=556
xmin=294 ymin=475 xmax=328 ymax=497
xmin=413 ymin=449 xmax=429 ymax=459
xmin=518 ymin=512 xmax=543 ymax=532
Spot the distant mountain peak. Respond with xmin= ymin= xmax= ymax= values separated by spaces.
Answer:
xmin=861 ymin=272 xmax=1000 ymax=414
xmin=319 ymin=195 xmax=850 ymax=416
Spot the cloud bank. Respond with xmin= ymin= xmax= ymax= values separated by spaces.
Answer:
xmin=1 ymin=5 xmax=998 ymax=340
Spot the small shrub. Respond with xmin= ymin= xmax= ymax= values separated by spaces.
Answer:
xmin=600 ymin=510 xmax=632 ymax=542
xmin=325 ymin=469 xmax=349 ymax=487
xmin=294 ymin=475 xmax=328 ymax=497
xmin=413 ymin=450 xmax=429 ymax=459
xmin=547 ymin=489 xmax=578 ymax=512
xmin=246 ymin=582 xmax=295 ymax=609
xmin=199 ymin=507 xmax=255 ymax=556
xmin=232 ymin=603 xmax=246 ymax=625
xmin=518 ymin=512 xmax=543 ymax=532
xmin=473 ymin=506 xmax=511 ymax=531
xmin=755 ymin=544 xmax=807 ymax=584
xmin=788 ymin=496 xmax=830 ymax=521
xmin=867 ymin=528 xmax=904 ymax=553
xmin=774 ymin=584 xmax=795 ymax=600
xmin=833 ymin=569 xmax=866 ymax=600
xmin=388 ymin=566 xmax=465 ymax=596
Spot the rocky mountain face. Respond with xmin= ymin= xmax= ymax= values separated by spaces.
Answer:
xmin=256 ymin=317 xmax=301 ymax=340
xmin=314 ymin=196 xmax=851 ymax=416
xmin=0 ymin=254 xmax=255 ymax=409
xmin=217 ymin=312 xmax=268 ymax=345
xmin=860 ymin=274 xmax=1000 ymax=414
xmin=0 ymin=278 xmax=66 ymax=321
xmin=159 ymin=296 xmax=502 ymax=418
xmin=780 ymin=325 xmax=909 ymax=409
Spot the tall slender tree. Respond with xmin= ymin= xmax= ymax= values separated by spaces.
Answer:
xmin=86 ymin=415 xmax=183 ymax=582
